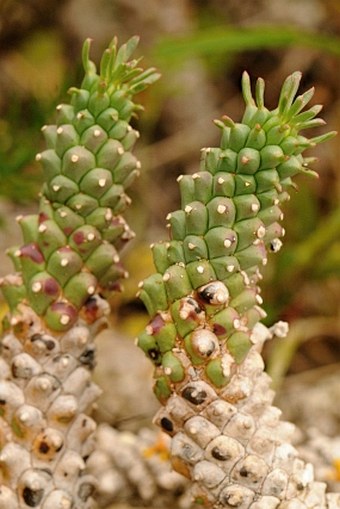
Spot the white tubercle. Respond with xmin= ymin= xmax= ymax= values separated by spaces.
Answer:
xmin=0 ymin=485 xmax=17 ymax=509
xmin=270 ymin=320 xmax=289 ymax=338
xmin=16 ymin=404 xmax=43 ymax=428
xmin=41 ymin=490 xmax=73 ymax=509
xmin=63 ymin=367 xmax=91 ymax=397
xmin=0 ymin=443 xmax=31 ymax=483
xmin=54 ymin=450 xmax=86 ymax=486
xmin=47 ymin=394 xmax=78 ymax=423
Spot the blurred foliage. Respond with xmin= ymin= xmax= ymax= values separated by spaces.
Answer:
xmin=152 ymin=25 xmax=340 ymax=64
xmin=0 ymin=29 xmax=67 ymax=201
xmin=0 ymin=0 xmax=339 ymax=384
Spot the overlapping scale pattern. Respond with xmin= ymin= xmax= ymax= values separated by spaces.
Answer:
xmin=137 ymin=72 xmax=338 ymax=507
xmin=1 ymin=35 xmax=160 ymax=332
xmin=87 ymin=424 xmax=190 ymax=507
xmin=0 ymin=37 xmax=159 ymax=508
xmin=0 ymin=298 xmax=108 ymax=509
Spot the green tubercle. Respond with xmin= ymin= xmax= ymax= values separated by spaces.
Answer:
xmin=138 ymin=71 xmax=335 ymax=396
xmin=154 ymin=376 xmax=172 ymax=404
xmin=161 ymin=352 xmax=185 ymax=383
xmin=226 ymin=331 xmax=252 ymax=364
xmin=205 ymin=358 xmax=230 ymax=387
xmin=1 ymin=37 xmax=160 ymax=331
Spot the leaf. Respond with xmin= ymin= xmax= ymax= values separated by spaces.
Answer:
xmin=114 ymin=36 xmax=140 ymax=72
xmin=124 ymin=35 xmax=141 ymax=61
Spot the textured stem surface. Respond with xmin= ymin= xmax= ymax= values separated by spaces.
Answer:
xmin=88 ymin=421 xmax=340 ymax=509
xmin=137 ymin=72 xmax=339 ymax=508
xmin=0 ymin=36 xmax=159 ymax=508
xmin=0 ymin=299 xmax=107 ymax=509
xmin=87 ymin=423 xmax=189 ymax=508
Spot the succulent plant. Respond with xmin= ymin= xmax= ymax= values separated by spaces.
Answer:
xmin=0 ymin=36 xmax=159 ymax=508
xmin=137 ymin=72 xmax=339 ymax=508
xmin=87 ymin=423 xmax=189 ymax=508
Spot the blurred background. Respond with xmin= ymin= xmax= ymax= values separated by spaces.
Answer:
xmin=0 ymin=0 xmax=339 ymax=435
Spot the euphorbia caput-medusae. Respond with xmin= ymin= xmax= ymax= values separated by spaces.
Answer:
xmin=0 ymin=36 xmax=159 ymax=509
xmin=137 ymin=72 xmax=339 ymax=508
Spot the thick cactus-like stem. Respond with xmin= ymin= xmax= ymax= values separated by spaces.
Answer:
xmin=0 ymin=298 xmax=107 ymax=509
xmin=2 ymin=36 xmax=159 ymax=329
xmin=88 ymin=422 xmax=340 ymax=508
xmin=0 ymin=37 xmax=159 ymax=508
xmin=137 ymin=72 xmax=339 ymax=508
xmin=87 ymin=423 xmax=189 ymax=508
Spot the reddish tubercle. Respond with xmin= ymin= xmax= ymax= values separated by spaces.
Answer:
xmin=20 ymin=243 xmax=45 ymax=264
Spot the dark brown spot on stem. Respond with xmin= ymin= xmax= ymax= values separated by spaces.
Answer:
xmin=160 ymin=417 xmax=173 ymax=432
xmin=182 ymin=386 xmax=207 ymax=405
xmin=39 ymin=441 xmax=50 ymax=454
xmin=23 ymin=487 xmax=44 ymax=507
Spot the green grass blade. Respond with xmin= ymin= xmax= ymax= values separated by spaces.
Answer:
xmin=152 ymin=26 xmax=340 ymax=63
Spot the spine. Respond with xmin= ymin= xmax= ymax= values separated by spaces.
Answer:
xmin=0 ymin=36 xmax=159 ymax=508
xmin=137 ymin=72 xmax=339 ymax=508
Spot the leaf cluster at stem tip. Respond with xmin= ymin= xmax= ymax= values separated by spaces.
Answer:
xmin=81 ymin=35 xmax=161 ymax=97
